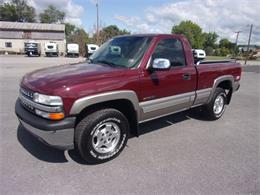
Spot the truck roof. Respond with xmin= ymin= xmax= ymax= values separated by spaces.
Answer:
xmin=115 ymin=33 xmax=185 ymax=38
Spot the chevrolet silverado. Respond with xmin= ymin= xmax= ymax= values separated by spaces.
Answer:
xmin=16 ymin=34 xmax=241 ymax=164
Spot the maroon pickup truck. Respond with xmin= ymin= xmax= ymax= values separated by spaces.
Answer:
xmin=16 ymin=34 xmax=241 ymax=164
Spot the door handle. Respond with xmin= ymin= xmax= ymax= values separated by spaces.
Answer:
xmin=183 ymin=73 xmax=191 ymax=80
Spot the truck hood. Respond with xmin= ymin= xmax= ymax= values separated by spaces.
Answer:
xmin=22 ymin=62 xmax=125 ymax=94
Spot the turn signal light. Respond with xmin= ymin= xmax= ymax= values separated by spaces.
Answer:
xmin=48 ymin=113 xmax=65 ymax=120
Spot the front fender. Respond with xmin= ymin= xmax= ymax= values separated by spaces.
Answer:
xmin=69 ymin=90 xmax=141 ymax=120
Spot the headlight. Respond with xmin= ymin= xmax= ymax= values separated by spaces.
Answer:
xmin=33 ymin=93 xmax=63 ymax=106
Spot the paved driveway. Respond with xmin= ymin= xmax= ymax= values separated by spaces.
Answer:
xmin=0 ymin=56 xmax=259 ymax=194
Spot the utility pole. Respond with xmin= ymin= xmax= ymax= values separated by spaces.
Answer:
xmin=244 ymin=24 xmax=253 ymax=65
xmin=234 ymin=31 xmax=242 ymax=60
xmin=96 ymin=0 xmax=100 ymax=45
xmin=235 ymin=31 xmax=242 ymax=46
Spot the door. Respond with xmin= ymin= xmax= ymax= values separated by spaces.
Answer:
xmin=139 ymin=37 xmax=197 ymax=121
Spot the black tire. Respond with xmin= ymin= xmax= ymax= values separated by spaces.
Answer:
xmin=75 ymin=108 xmax=129 ymax=164
xmin=203 ymin=87 xmax=227 ymax=120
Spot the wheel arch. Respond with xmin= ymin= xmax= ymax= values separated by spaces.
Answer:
xmin=70 ymin=91 xmax=140 ymax=136
xmin=208 ymin=75 xmax=234 ymax=104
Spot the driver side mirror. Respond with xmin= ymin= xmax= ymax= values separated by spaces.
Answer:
xmin=152 ymin=58 xmax=171 ymax=70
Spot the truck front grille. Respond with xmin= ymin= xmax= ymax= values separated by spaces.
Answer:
xmin=20 ymin=87 xmax=34 ymax=100
xmin=19 ymin=87 xmax=63 ymax=115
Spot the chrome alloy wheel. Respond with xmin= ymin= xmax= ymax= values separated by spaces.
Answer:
xmin=213 ymin=94 xmax=224 ymax=115
xmin=92 ymin=122 xmax=121 ymax=153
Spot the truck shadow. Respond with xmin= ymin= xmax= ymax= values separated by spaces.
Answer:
xmin=137 ymin=107 xmax=207 ymax=136
xmin=68 ymin=108 xmax=207 ymax=164
xmin=17 ymin=108 xmax=207 ymax=164
xmin=17 ymin=125 xmax=68 ymax=163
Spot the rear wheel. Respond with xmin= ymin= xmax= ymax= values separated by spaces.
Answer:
xmin=203 ymin=87 xmax=227 ymax=120
xmin=75 ymin=108 xmax=129 ymax=164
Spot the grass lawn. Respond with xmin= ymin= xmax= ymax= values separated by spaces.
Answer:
xmin=206 ymin=56 xmax=231 ymax=60
xmin=206 ymin=56 xmax=260 ymax=61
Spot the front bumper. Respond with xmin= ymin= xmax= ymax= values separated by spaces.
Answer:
xmin=15 ymin=99 xmax=75 ymax=150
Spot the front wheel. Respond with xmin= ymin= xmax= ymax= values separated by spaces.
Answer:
xmin=203 ymin=87 xmax=227 ymax=120
xmin=75 ymin=108 xmax=129 ymax=164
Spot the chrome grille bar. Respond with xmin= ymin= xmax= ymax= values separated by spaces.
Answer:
xmin=19 ymin=94 xmax=62 ymax=113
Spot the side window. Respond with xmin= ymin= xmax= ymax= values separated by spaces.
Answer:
xmin=152 ymin=38 xmax=186 ymax=67
xmin=5 ymin=42 xmax=12 ymax=48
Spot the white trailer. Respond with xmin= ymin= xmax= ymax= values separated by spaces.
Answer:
xmin=67 ymin=43 xmax=79 ymax=57
xmin=86 ymin=44 xmax=99 ymax=58
xmin=45 ymin=42 xmax=59 ymax=57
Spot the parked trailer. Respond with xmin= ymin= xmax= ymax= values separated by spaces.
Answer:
xmin=24 ymin=41 xmax=41 ymax=57
xmin=67 ymin=43 xmax=79 ymax=57
xmin=45 ymin=42 xmax=59 ymax=57
xmin=86 ymin=44 xmax=99 ymax=58
xmin=193 ymin=49 xmax=206 ymax=63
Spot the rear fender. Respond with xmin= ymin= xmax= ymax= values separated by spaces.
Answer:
xmin=207 ymin=75 xmax=234 ymax=103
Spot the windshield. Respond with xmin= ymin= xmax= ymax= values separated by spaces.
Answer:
xmin=25 ymin=43 xmax=37 ymax=48
xmin=90 ymin=36 xmax=152 ymax=68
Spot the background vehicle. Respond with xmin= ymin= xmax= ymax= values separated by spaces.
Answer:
xmin=193 ymin=49 xmax=206 ymax=62
xmin=45 ymin=42 xmax=59 ymax=57
xmin=16 ymin=34 xmax=241 ymax=164
xmin=86 ymin=44 xmax=99 ymax=58
xmin=24 ymin=41 xmax=41 ymax=57
xmin=67 ymin=43 xmax=79 ymax=57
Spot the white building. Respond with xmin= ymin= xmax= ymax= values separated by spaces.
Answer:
xmin=0 ymin=21 xmax=66 ymax=55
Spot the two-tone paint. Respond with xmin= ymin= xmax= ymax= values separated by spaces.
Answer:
xmin=21 ymin=34 xmax=241 ymax=117
xmin=17 ymin=34 xmax=242 ymax=149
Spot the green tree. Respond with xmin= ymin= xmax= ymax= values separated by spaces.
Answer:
xmin=65 ymin=23 xmax=76 ymax=39
xmin=171 ymin=20 xmax=204 ymax=49
xmin=39 ymin=5 xmax=65 ymax=24
xmin=0 ymin=0 xmax=36 ymax=22
xmin=68 ymin=28 xmax=89 ymax=56
xmin=203 ymin=32 xmax=218 ymax=55
xmin=219 ymin=38 xmax=234 ymax=49
xmin=203 ymin=32 xmax=218 ymax=48
xmin=217 ymin=38 xmax=236 ymax=56
xmin=92 ymin=25 xmax=130 ymax=44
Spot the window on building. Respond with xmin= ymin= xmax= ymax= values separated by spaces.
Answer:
xmin=152 ymin=38 xmax=186 ymax=67
xmin=5 ymin=42 xmax=12 ymax=48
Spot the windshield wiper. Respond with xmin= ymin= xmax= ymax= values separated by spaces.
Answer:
xmin=94 ymin=60 xmax=123 ymax=68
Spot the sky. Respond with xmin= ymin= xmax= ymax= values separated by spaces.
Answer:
xmin=26 ymin=0 xmax=260 ymax=45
